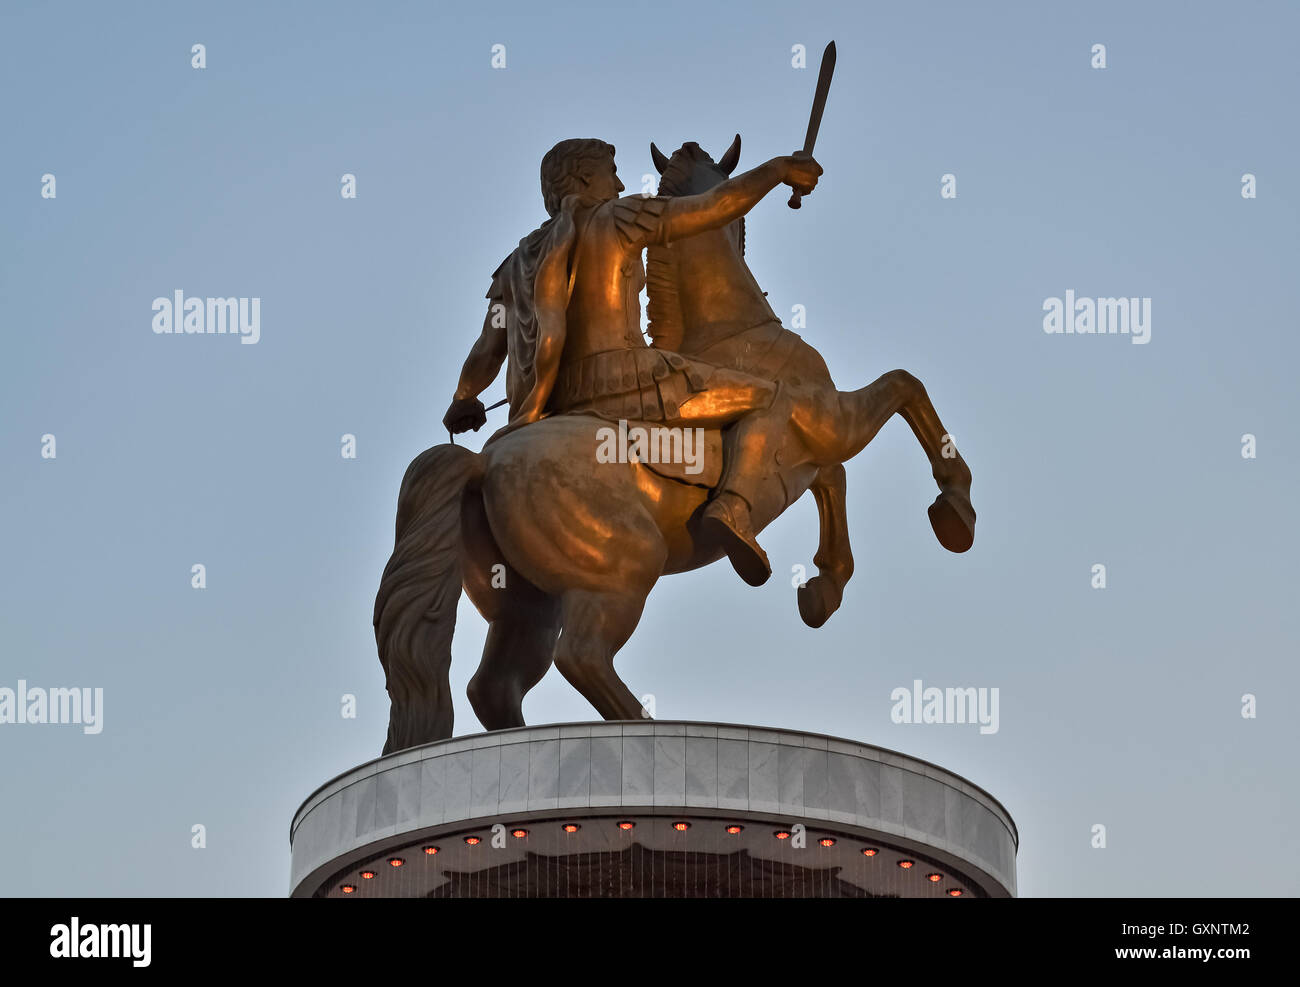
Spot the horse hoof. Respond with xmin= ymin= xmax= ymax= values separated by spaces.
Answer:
xmin=797 ymin=575 xmax=843 ymax=628
xmin=929 ymin=489 xmax=976 ymax=553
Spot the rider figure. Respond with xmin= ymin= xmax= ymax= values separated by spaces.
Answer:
xmin=444 ymin=138 xmax=822 ymax=587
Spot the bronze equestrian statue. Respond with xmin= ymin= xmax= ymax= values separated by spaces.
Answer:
xmin=374 ymin=136 xmax=975 ymax=755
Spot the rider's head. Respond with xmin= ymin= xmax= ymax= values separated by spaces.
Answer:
xmin=541 ymin=139 xmax=624 ymax=217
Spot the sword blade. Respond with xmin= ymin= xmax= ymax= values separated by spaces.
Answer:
xmin=801 ymin=40 xmax=837 ymax=154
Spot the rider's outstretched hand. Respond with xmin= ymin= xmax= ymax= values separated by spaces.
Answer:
xmin=443 ymin=397 xmax=487 ymax=434
xmin=783 ymin=152 xmax=823 ymax=196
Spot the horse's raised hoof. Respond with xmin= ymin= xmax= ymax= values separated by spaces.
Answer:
xmin=928 ymin=488 xmax=976 ymax=553
xmin=797 ymin=575 xmax=843 ymax=628
xmin=699 ymin=497 xmax=772 ymax=587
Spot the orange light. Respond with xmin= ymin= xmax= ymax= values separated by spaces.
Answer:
xmin=562 ymin=824 xmax=580 ymax=833
xmin=617 ymin=821 xmax=635 ymax=831
xmin=511 ymin=829 xmax=528 ymax=839
xmin=897 ymin=860 xmax=914 ymax=869
xmin=947 ymin=889 xmax=964 ymax=897
xmin=725 ymin=825 xmax=744 ymax=835
xmin=818 ymin=838 xmax=836 ymax=847
xmin=464 ymin=836 xmax=481 ymax=845
xmin=360 ymin=870 xmax=376 ymax=880
xmin=341 ymin=884 xmax=356 ymax=894
xmin=423 ymin=846 xmax=439 ymax=855
xmin=672 ymin=821 xmax=690 ymax=831
xmin=388 ymin=857 xmax=404 ymax=868
xmin=927 ymin=873 xmax=942 ymax=882
xmin=861 ymin=848 xmax=878 ymax=857
xmin=774 ymin=830 xmax=791 ymax=840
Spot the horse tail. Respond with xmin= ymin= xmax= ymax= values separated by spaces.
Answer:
xmin=374 ymin=442 xmax=484 ymax=754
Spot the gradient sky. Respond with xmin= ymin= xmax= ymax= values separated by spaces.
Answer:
xmin=2 ymin=0 xmax=1297 ymax=897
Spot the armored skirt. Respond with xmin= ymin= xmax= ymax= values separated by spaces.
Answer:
xmin=548 ymin=345 xmax=713 ymax=423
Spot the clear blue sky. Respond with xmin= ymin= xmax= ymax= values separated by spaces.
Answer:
xmin=2 ymin=0 xmax=1296 ymax=897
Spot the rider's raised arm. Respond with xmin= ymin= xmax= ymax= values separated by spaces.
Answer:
xmin=660 ymin=155 xmax=819 ymax=242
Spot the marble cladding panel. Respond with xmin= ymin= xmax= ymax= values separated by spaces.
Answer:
xmin=902 ymin=770 xmax=947 ymax=844
xmin=717 ymin=739 xmax=750 ymax=807
xmin=527 ymin=738 xmax=560 ymax=810
xmin=442 ymin=750 xmax=473 ymax=824
xmin=373 ymin=766 xmax=400 ymax=833
xmin=394 ymin=761 xmax=423 ymax=831
xmin=653 ymin=734 xmax=686 ymax=805
xmin=621 ymin=735 xmax=654 ymax=802
xmin=416 ymin=755 xmax=446 ymax=830
xmin=589 ymin=735 xmax=623 ymax=806
xmin=684 ymin=736 xmax=719 ymax=808
xmin=352 ymin=774 xmax=377 ymax=845
xmin=558 ymin=737 xmax=592 ymax=806
xmin=470 ymin=744 xmax=502 ymax=817
xmin=748 ymin=741 xmax=780 ymax=813
xmin=498 ymin=741 xmax=531 ymax=814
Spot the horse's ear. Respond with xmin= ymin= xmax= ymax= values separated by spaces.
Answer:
xmin=650 ymin=142 xmax=669 ymax=174
xmin=718 ymin=134 xmax=741 ymax=175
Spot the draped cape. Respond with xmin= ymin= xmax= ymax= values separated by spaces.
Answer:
xmin=486 ymin=195 xmax=585 ymax=423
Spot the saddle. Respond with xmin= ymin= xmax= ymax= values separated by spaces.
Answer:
xmin=484 ymin=411 xmax=724 ymax=489
xmin=595 ymin=419 xmax=724 ymax=489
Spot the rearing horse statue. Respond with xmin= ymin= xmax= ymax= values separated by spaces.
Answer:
xmin=374 ymin=136 xmax=974 ymax=754
xmin=645 ymin=136 xmax=973 ymax=628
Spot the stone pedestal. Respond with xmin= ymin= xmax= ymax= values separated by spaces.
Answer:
xmin=289 ymin=721 xmax=1017 ymax=898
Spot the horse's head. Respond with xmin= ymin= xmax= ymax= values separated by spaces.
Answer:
xmin=649 ymin=135 xmax=742 ymax=197
xmin=643 ymin=135 xmax=775 ymax=351
xmin=650 ymin=136 xmax=746 ymax=262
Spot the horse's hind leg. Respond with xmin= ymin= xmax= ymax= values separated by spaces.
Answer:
xmin=461 ymin=488 xmax=561 ymax=731
xmin=553 ymin=588 xmax=655 ymax=722
xmin=800 ymin=463 xmax=855 ymax=628
xmin=467 ymin=593 xmax=560 ymax=731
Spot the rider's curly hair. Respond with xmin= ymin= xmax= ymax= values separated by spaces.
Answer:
xmin=540 ymin=138 xmax=615 ymax=217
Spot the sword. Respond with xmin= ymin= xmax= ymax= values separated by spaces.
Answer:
xmin=788 ymin=40 xmax=836 ymax=209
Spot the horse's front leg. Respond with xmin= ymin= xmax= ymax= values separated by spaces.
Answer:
xmin=889 ymin=371 xmax=975 ymax=553
xmin=799 ymin=462 xmax=854 ymax=628
xmin=792 ymin=370 xmax=975 ymax=554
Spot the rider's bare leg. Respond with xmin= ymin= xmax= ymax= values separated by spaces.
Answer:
xmin=672 ymin=371 xmax=785 ymax=586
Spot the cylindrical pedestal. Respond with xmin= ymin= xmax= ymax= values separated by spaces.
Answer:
xmin=290 ymin=721 xmax=1017 ymax=898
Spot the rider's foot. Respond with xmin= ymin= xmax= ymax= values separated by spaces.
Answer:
xmin=700 ymin=493 xmax=771 ymax=587
xmin=928 ymin=487 xmax=976 ymax=553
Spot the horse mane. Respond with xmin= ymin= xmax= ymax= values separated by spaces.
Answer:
xmin=646 ymin=144 xmax=744 ymax=352
xmin=645 ymin=245 xmax=683 ymax=351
